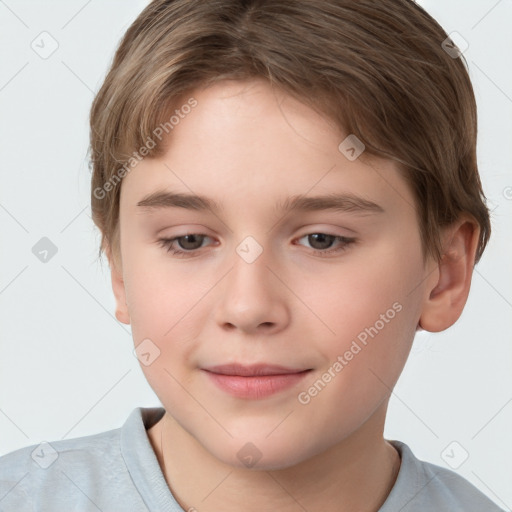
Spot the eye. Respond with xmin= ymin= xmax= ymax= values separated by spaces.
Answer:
xmin=157 ymin=234 xmax=213 ymax=258
xmin=157 ymin=232 xmax=356 ymax=259
xmin=294 ymin=233 xmax=356 ymax=256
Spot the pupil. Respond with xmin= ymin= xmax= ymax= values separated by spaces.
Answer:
xmin=310 ymin=233 xmax=334 ymax=250
xmin=180 ymin=234 xmax=203 ymax=250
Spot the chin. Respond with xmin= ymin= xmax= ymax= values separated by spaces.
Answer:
xmin=204 ymin=434 xmax=320 ymax=472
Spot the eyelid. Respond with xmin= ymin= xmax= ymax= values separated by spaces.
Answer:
xmin=294 ymin=224 xmax=357 ymax=236
xmin=155 ymin=223 xmax=212 ymax=236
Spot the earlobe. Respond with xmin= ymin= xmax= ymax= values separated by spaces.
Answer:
xmin=418 ymin=218 xmax=480 ymax=333
xmin=106 ymin=245 xmax=131 ymax=325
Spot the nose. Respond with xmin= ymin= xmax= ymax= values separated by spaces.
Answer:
xmin=214 ymin=241 xmax=290 ymax=336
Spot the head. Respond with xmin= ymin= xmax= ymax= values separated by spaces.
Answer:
xmin=89 ymin=0 xmax=491 ymax=469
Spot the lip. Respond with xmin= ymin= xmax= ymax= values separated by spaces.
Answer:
xmin=202 ymin=364 xmax=312 ymax=399
xmin=204 ymin=363 xmax=309 ymax=376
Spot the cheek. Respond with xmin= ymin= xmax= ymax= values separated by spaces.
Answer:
xmin=120 ymin=256 xmax=202 ymax=395
xmin=302 ymin=248 xmax=414 ymax=335
xmin=123 ymin=257 xmax=208 ymax=411
xmin=301 ymin=246 xmax=422 ymax=387
xmin=122 ymin=248 xmax=204 ymax=339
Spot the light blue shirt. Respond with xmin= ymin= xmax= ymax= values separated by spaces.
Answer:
xmin=0 ymin=407 xmax=505 ymax=511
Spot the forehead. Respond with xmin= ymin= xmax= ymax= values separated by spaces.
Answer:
xmin=119 ymin=79 xmax=415 ymax=220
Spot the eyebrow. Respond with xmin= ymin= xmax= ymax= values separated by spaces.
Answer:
xmin=136 ymin=190 xmax=384 ymax=215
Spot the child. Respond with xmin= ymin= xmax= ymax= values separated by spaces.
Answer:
xmin=0 ymin=0 xmax=506 ymax=510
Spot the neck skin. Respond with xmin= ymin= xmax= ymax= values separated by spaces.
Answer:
xmin=147 ymin=401 xmax=401 ymax=512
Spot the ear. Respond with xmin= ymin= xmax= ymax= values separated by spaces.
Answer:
xmin=418 ymin=216 xmax=481 ymax=332
xmin=105 ymin=243 xmax=131 ymax=325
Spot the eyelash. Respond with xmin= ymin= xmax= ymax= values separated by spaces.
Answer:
xmin=156 ymin=233 xmax=356 ymax=258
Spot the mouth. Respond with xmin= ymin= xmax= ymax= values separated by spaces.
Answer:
xmin=201 ymin=363 xmax=312 ymax=399
xmin=203 ymin=363 xmax=311 ymax=376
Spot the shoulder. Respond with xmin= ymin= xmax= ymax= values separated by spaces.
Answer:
xmin=0 ymin=407 xmax=160 ymax=511
xmin=380 ymin=440 xmax=506 ymax=512
xmin=0 ymin=424 xmax=122 ymax=510
xmin=0 ymin=424 xmax=120 ymax=473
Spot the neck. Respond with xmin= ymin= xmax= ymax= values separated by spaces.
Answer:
xmin=147 ymin=403 xmax=401 ymax=512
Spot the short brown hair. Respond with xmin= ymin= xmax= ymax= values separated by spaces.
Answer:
xmin=89 ymin=0 xmax=491 ymax=268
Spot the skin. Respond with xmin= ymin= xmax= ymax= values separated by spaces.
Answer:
xmin=107 ymin=79 xmax=480 ymax=511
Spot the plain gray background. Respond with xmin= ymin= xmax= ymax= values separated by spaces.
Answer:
xmin=0 ymin=0 xmax=511 ymax=509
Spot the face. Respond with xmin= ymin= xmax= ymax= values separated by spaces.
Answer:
xmin=113 ymin=79 xmax=432 ymax=470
